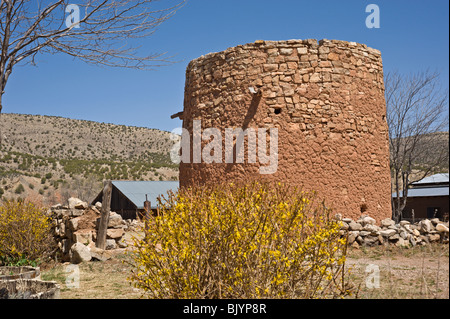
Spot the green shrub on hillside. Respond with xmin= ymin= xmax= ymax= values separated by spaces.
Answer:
xmin=14 ymin=184 xmax=25 ymax=194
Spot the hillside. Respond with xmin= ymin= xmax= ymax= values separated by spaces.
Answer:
xmin=0 ymin=113 xmax=179 ymax=205
xmin=0 ymin=113 xmax=447 ymax=206
xmin=407 ymin=131 xmax=449 ymax=172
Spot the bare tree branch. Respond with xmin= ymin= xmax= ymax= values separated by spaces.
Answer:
xmin=0 ymin=0 xmax=185 ymax=144
xmin=386 ymin=70 xmax=449 ymax=222
xmin=0 ymin=0 xmax=184 ymax=112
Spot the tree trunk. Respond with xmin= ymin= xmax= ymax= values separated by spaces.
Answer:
xmin=0 ymin=93 xmax=3 ymax=146
xmin=96 ymin=180 xmax=112 ymax=249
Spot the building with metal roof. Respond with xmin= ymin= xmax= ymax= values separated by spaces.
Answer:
xmin=393 ymin=173 xmax=449 ymax=221
xmin=411 ymin=173 xmax=449 ymax=187
xmin=393 ymin=186 xmax=449 ymax=198
xmin=92 ymin=181 xmax=179 ymax=219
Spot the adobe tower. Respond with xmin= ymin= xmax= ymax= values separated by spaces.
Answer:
xmin=178 ymin=39 xmax=391 ymax=222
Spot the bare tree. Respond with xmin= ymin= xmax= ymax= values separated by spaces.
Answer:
xmin=59 ymin=174 xmax=101 ymax=204
xmin=0 ymin=0 xmax=184 ymax=132
xmin=386 ymin=70 xmax=449 ymax=222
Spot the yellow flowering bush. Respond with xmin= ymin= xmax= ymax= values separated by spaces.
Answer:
xmin=128 ymin=182 xmax=352 ymax=299
xmin=0 ymin=200 xmax=55 ymax=265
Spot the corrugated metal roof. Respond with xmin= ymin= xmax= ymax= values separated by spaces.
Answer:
xmin=393 ymin=186 xmax=449 ymax=198
xmin=412 ymin=173 xmax=449 ymax=185
xmin=112 ymin=181 xmax=179 ymax=209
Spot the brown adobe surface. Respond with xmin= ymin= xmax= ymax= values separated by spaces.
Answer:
xmin=180 ymin=39 xmax=391 ymax=223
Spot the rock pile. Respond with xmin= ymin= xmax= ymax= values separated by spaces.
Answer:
xmin=49 ymin=197 xmax=140 ymax=264
xmin=337 ymin=215 xmax=449 ymax=248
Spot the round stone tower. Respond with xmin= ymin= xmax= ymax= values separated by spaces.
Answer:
xmin=179 ymin=39 xmax=391 ymax=222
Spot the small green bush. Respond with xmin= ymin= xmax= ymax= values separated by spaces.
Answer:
xmin=14 ymin=184 xmax=25 ymax=194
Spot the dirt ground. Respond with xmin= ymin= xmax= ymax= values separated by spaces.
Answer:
xmin=345 ymin=244 xmax=449 ymax=299
xmin=41 ymin=230 xmax=145 ymax=299
xmin=40 ymin=240 xmax=449 ymax=299
xmin=42 ymin=251 xmax=143 ymax=299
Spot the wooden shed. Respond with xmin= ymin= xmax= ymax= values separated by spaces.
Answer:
xmin=91 ymin=181 xmax=179 ymax=219
xmin=393 ymin=173 xmax=449 ymax=221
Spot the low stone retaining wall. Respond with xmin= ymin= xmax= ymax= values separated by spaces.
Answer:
xmin=0 ymin=279 xmax=60 ymax=299
xmin=47 ymin=198 xmax=447 ymax=263
xmin=48 ymin=198 xmax=139 ymax=263
xmin=337 ymin=215 xmax=449 ymax=248
xmin=0 ymin=266 xmax=41 ymax=281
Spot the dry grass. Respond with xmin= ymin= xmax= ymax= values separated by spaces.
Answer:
xmin=40 ymin=243 xmax=449 ymax=299
xmin=41 ymin=252 xmax=144 ymax=299
xmin=346 ymin=244 xmax=449 ymax=299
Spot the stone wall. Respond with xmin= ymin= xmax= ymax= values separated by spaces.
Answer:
xmin=337 ymin=215 xmax=449 ymax=248
xmin=180 ymin=39 xmax=391 ymax=223
xmin=49 ymin=198 xmax=138 ymax=263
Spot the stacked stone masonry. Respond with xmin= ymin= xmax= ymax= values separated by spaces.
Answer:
xmin=337 ymin=215 xmax=449 ymax=248
xmin=49 ymin=198 xmax=139 ymax=263
xmin=180 ymin=39 xmax=391 ymax=222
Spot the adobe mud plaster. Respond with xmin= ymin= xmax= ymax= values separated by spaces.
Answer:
xmin=180 ymin=39 xmax=391 ymax=223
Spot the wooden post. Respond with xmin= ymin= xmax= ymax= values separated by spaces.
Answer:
xmin=143 ymin=195 xmax=151 ymax=236
xmin=144 ymin=195 xmax=151 ymax=219
xmin=96 ymin=180 xmax=112 ymax=249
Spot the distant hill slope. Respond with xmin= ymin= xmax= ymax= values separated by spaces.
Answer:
xmin=1 ymin=113 xmax=177 ymax=161
xmin=390 ymin=131 xmax=449 ymax=189
xmin=408 ymin=131 xmax=449 ymax=172
xmin=0 ymin=113 xmax=179 ymax=205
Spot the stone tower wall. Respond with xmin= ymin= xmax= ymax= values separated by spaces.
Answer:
xmin=179 ymin=39 xmax=392 ymax=223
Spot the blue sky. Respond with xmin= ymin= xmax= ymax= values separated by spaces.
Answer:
xmin=4 ymin=0 xmax=449 ymax=132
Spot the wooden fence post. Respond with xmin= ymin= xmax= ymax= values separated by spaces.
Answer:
xmin=96 ymin=180 xmax=112 ymax=249
xmin=143 ymin=195 xmax=151 ymax=240
xmin=144 ymin=195 xmax=151 ymax=219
